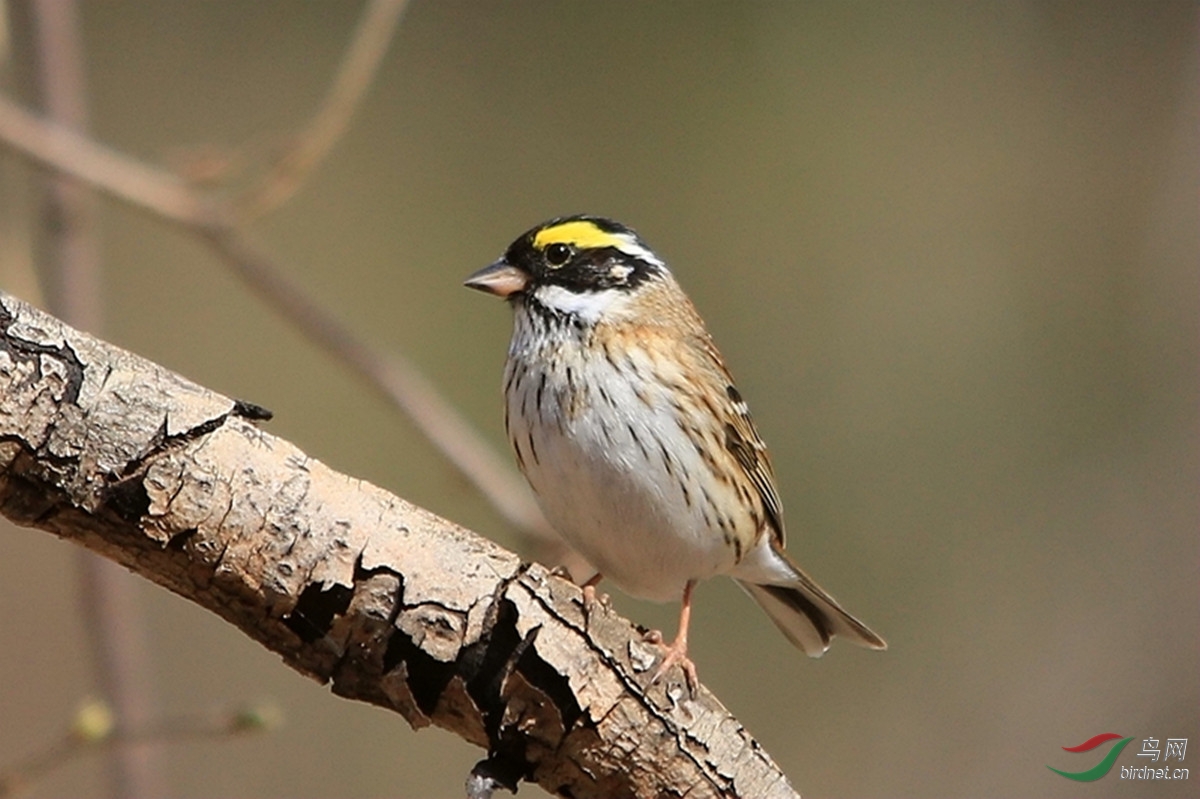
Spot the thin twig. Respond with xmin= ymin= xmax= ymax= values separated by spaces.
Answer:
xmin=0 ymin=700 xmax=279 ymax=798
xmin=197 ymin=226 xmax=553 ymax=536
xmin=27 ymin=2 xmax=165 ymax=797
xmin=0 ymin=94 xmax=212 ymax=225
xmin=238 ymin=0 xmax=411 ymax=219
xmin=29 ymin=0 xmax=101 ymax=329
xmin=0 ymin=92 xmax=554 ymax=541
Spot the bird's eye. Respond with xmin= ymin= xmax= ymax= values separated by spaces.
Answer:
xmin=544 ymin=242 xmax=572 ymax=267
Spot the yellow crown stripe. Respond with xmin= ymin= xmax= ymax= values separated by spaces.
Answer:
xmin=533 ymin=220 xmax=628 ymax=252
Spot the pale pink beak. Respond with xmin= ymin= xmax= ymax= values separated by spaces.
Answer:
xmin=464 ymin=260 xmax=529 ymax=297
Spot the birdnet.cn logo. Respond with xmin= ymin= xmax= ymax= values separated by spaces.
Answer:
xmin=1048 ymin=733 xmax=1190 ymax=782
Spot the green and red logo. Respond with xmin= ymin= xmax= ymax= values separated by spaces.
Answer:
xmin=1048 ymin=733 xmax=1135 ymax=781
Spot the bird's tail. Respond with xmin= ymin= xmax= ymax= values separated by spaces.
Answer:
xmin=736 ymin=554 xmax=887 ymax=657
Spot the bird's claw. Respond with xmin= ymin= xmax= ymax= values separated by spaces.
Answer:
xmin=645 ymin=630 xmax=698 ymax=696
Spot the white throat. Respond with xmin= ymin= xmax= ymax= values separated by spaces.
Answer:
xmin=532 ymin=284 xmax=632 ymax=324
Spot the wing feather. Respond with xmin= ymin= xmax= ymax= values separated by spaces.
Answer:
xmin=720 ymin=383 xmax=785 ymax=546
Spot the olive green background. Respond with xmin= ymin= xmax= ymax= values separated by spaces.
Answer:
xmin=1 ymin=2 xmax=1196 ymax=797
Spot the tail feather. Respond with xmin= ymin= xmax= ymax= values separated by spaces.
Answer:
xmin=737 ymin=564 xmax=887 ymax=657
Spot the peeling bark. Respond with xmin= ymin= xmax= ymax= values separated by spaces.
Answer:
xmin=0 ymin=291 xmax=799 ymax=799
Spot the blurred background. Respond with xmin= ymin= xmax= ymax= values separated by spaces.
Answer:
xmin=0 ymin=2 xmax=1196 ymax=797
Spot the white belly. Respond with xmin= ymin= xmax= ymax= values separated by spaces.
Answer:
xmin=504 ymin=326 xmax=743 ymax=601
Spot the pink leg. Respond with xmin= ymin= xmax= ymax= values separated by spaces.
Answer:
xmin=649 ymin=580 xmax=699 ymax=694
xmin=580 ymin=572 xmax=610 ymax=619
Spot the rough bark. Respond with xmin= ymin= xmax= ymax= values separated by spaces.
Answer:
xmin=0 ymin=291 xmax=799 ymax=799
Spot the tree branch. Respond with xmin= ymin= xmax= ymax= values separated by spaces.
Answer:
xmin=0 ymin=291 xmax=799 ymax=799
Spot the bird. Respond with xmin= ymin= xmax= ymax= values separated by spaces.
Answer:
xmin=465 ymin=215 xmax=885 ymax=691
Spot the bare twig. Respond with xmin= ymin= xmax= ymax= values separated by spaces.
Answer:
xmin=196 ymin=226 xmax=553 ymax=538
xmin=0 ymin=91 xmax=555 ymax=544
xmin=238 ymin=0 xmax=411 ymax=219
xmin=29 ymin=0 xmax=101 ymax=329
xmin=0 ymin=94 xmax=212 ymax=224
xmin=27 ymin=2 xmax=164 ymax=796
xmin=0 ymin=699 xmax=279 ymax=797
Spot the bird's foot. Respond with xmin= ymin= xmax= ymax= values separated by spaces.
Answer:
xmin=646 ymin=629 xmax=698 ymax=696
xmin=579 ymin=573 xmax=610 ymax=626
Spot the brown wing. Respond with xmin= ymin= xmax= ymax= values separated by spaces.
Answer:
xmin=720 ymin=380 xmax=786 ymax=546
xmin=626 ymin=275 xmax=787 ymax=546
xmin=685 ymin=314 xmax=786 ymax=546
